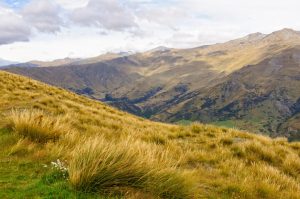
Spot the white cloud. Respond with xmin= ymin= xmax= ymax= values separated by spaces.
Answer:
xmin=176 ymin=0 xmax=300 ymax=34
xmin=136 ymin=6 xmax=186 ymax=30
xmin=165 ymin=32 xmax=199 ymax=48
xmin=21 ymin=0 xmax=64 ymax=33
xmin=71 ymin=0 xmax=138 ymax=31
xmin=2 ymin=0 xmax=300 ymax=61
xmin=0 ymin=26 xmax=155 ymax=62
xmin=54 ymin=0 xmax=89 ymax=9
xmin=0 ymin=6 xmax=31 ymax=45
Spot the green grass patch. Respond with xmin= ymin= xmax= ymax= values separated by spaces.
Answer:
xmin=176 ymin=120 xmax=193 ymax=125
xmin=0 ymin=128 xmax=105 ymax=199
xmin=212 ymin=120 xmax=236 ymax=128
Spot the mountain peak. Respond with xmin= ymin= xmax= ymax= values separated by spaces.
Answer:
xmin=265 ymin=28 xmax=300 ymax=41
xmin=245 ymin=32 xmax=266 ymax=41
xmin=275 ymin=28 xmax=298 ymax=34
xmin=226 ymin=28 xmax=300 ymax=45
xmin=229 ymin=32 xmax=266 ymax=45
xmin=149 ymin=46 xmax=170 ymax=53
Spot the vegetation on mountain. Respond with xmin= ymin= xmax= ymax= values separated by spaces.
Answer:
xmin=1 ymin=70 xmax=300 ymax=198
xmin=159 ymin=46 xmax=300 ymax=140
xmin=4 ymin=29 xmax=300 ymax=139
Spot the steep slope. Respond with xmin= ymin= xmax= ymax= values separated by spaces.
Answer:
xmin=106 ymin=29 xmax=300 ymax=115
xmin=5 ymin=49 xmax=224 ymax=114
xmin=1 ymin=71 xmax=300 ymax=198
xmin=4 ymin=28 xmax=300 ymax=137
xmin=157 ymin=46 xmax=300 ymax=140
xmin=6 ymin=60 xmax=142 ymax=99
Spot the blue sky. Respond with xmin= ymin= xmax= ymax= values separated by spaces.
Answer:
xmin=3 ymin=0 xmax=29 ymax=8
xmin=0 ymin=0 xmax=300 ymax=62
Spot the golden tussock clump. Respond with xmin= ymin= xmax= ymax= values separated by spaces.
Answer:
xmin=68 ymin=136 xmax=196 ymax=198
xmin=6 ymin=109 xmax=72 ymax=143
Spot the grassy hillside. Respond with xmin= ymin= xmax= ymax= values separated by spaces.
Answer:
xmin=1 ymin=70 xmax=300 ymax=198
xmin=5 ymin=29 xmax=300 ymax=138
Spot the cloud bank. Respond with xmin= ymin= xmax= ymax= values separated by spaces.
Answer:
xmin=21 ymin=0 xmax=63 ymax=33
xmin=1 ymin=0 xmax=300 ymax=61
xmin=71 ymin=0 xmax=137 ymax=31
xmin=0 ymin=6 xmax=30 ymax=44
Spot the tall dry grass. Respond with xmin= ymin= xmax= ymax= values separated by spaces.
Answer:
xmin=4 ymin=108 xmax=197 ymax=198
xmin=6 ymin=109 xmax=72 ymax=143
xmin=68 ymin=136 xmax=196 ymax=198
xmin=2 ymin=71 xmax=300 ymax=198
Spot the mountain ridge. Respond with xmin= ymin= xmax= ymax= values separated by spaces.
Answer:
xmin=3 ymin=28 xmax=300 ymax=139
xmin=1 ymin=69 xmax=300 ymax=198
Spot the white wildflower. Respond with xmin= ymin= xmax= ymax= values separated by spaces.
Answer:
xmin=50 ymin=159 xmax=69 ymax=179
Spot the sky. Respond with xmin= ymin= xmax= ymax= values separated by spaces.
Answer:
xmin=0 ymin=0 xmax=300 ymax=62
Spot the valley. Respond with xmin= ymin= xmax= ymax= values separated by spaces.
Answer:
xmin=1 ymin=70 xmax=300 ymax=198
xmin=4 ymin=28 xmax=300 ymax=139
xmin=2 ymin=0 xmax=300 ymax=198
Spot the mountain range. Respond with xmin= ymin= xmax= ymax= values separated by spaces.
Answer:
xmin=2 ymin=66 xmax=300 ymax=198
xmin=4 ymin=28 xmax=300 ymax=140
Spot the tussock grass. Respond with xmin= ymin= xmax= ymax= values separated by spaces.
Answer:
xmin=146 ymin=134 xmax=168 ymax=145
xmin=1 ymin=71 xmax=300 ymax=198
xmin=68 ymin=136 xmax=196 ymax=198
xmin=9 ymin=138 xmax=36 ymax=156
xmin=6 ymin=109 xmax=71 ymax=143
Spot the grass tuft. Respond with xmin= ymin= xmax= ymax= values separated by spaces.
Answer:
xmin=6 ymin=109 xmax=71 ymax=143
xmin=68 ymin=136 xmax=196 ymax=198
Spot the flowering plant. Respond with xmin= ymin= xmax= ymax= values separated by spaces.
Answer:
xmin=50 ymin=159 xmax=69 ymax=180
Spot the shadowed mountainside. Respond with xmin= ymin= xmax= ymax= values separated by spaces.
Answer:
xmin=155 ymin=47 xmax=300 ymax=140
xmin=4 ymin=28 xmax=300 ymax=139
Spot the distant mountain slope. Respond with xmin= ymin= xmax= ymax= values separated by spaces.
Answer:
xmin=6 ymin=60 xmax=141 ymax=99
xmin=156 ymin=46 xmax=300 ymax=140
xmin=4 ymin=28 xmax=300 ymax=139
xmin=8 ymin=52 xmax=132 ymax=68
xmin=29 ymin=58 xmax=81 ymax=67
